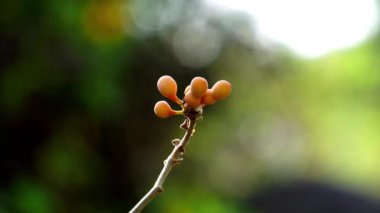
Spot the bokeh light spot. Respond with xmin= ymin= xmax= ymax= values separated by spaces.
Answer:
xmin=206 ymin=0 xmax=379 ymax=58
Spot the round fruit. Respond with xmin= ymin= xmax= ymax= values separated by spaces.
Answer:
xmin=184 ymin=85 xmax=190 ymax=95
xmin=211 ymin=80 xmax=231 ymax=100
xmin=201 ymin=89 xmax=216 ymax=105
xmin=157 ymin=75 xmax=181 ymax=104
xmin=184 ymin=91 xmax=201 ymax=107
xmin=154 ymin=101 xmax=176 ymax=118
xmin=190 ymin=77 xmax=208 ymax=98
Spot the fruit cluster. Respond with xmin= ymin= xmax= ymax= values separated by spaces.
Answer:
xmin=154 ymin=75 xmax=231 ymax=118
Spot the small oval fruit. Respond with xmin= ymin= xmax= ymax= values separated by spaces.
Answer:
xmin=211 ymin=80 xmax=231 ymax=100
xmin=190 ymin=77 xmax=208 ymax=98
xmin=184 ymin=85 xmax=190 ymax=95
xmin=157 ymin=75 xmax=181 ymax=104
xmin=154 ymin=101 xmax=176 ymax=118
xmin=201 ymin=89 xmax=216 ymax=105
xmin=184 ymin=91 xmax=201 ymax=107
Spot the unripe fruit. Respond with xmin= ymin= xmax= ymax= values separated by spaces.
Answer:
xmin=184 ymin=91 xmax=201 ymax=107
xmin=157 ymin=75 xmax=181 ymax=104
xmin=190 ymin=77 xmax=208 ymax=98
xmin=184 ymin=85 xmax=190 ymax=95
xmin=154 ymin=101 xmax=176 ymax=118
xmin=211 ymin=80 xmax=231 ymax=100
xmin=201 ymin=89 xmax=216 ymax=105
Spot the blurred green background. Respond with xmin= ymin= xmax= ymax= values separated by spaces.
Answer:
xmin=1 ymin=0 xmax=380 ymax=212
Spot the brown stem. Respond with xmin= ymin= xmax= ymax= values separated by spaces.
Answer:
xmin=129 ymin=119 xmax=197 ymax=213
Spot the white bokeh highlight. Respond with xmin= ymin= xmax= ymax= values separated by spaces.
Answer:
xmin=206 ymin=0 xmax=379 ymax=58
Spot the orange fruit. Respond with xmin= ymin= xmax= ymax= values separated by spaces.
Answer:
xmin=184 ymin=91 xmax=201 ymax=107
xmin=201 ymin=89 xmax=216 ymax=105
xmin=154 ymin=101 xmax=176 ymax=118
xmin=211 ymin=80 xmax=231 ymax=100
xmin=190 ymin=77 xmax=208 ymax=98
xmin=184 ymin=85 xmax=190 ymax=95
xmin=157 ymin=75 xmax=181 ymax=104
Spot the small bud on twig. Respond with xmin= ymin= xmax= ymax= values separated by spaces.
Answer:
xmin=171 ymin=139 xmax=180 ymax=146
xmin=180 ymin=119 xmax=189 ymax=129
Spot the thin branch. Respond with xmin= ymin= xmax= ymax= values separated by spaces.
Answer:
xmin=129 ymin=118 xmax=197 ymax=213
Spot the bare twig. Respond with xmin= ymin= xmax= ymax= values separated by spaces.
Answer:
xmin=129 ymin=118 xmax=197 ymax=213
